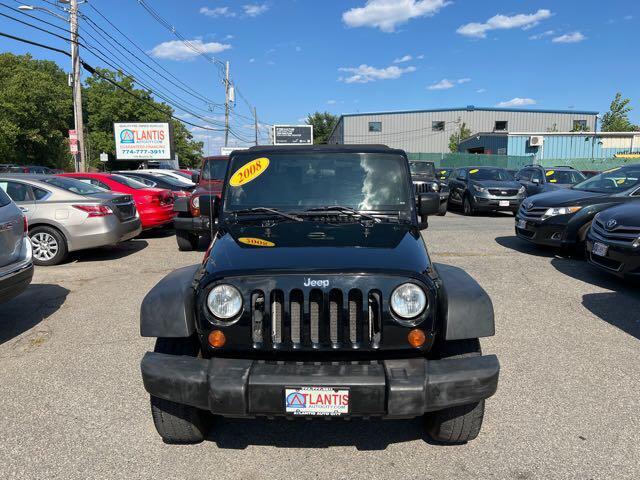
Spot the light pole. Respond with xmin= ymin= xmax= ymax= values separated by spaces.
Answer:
xmin=18 ymin=1 xmax=86 ymax=172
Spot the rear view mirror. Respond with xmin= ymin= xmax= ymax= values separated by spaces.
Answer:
xmin=418 ymin=192 xmax=440 ymax=217
xmin=198 ymin=195 xmax=220 ymax=219
xmin=191 ymin=172 xmax=200 ymax=184
xmin=532 ymin=178 xmax=540 ymax=185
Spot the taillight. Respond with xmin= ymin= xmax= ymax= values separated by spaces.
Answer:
xmin=23 ymin=215 xmax=28 ymax=236
xmin=141 ymin=195 xmax=161 ymax=206
xmin=73 ymin=204 xmax=114 ymax=217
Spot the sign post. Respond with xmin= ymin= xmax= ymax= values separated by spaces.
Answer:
xmin=272 ymin=125 xmax=313 ymax=145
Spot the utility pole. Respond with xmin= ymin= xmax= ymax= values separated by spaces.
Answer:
xmin=224 ymin=61 xmax=230 ymax=147
xmin=253 ymin=107 xmax=258 ymax=146
xmin=69 ymin=0 xmax=86 ymax=172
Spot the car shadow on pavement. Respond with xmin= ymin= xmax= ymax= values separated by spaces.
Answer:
xmin=0 ymin=283 xmax=69 ymax=345
xmin=70 ymin=239 xmax=148 ymax=263
xmin=207 ymin=417 xmax=431 ymax=450
xmin=138 ymin=227 xmax=176 ymax=239
xmin=495 ymin=236 xmax=559 ymax=258
xmin=551 ymin=258 xmax=640 ymax=341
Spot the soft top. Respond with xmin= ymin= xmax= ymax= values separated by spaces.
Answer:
xmin=238 ymin=144 xmax=406 ymax=156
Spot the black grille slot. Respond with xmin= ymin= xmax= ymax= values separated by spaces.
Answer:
xmin=251 ymin=288 xmax=378 ymax=350
xmin=413 ymin=182 xmax=431 ymax=194
xmin=489 ymin=188 xmax=518 ymax=196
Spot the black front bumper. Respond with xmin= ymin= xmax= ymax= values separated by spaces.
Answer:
xmin=515 ymin=217 xmax=567 ymax=247
xmin=586 ymin=237 xmax=640 ymax=277
xmin=141 ymin=353 xmax=499 ymax=418
xmin=174 ymin=216 xmax=211 ymax=234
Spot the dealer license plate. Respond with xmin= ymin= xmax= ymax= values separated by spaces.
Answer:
xmin=285 ymin=387 xmax=349 ymax=416
xmin=517 ymin=219 xmax=527 ymax=229
xmin=499 ymin=200 xmax=510 ymax=207
xmin=592 ymin=242 xmax=609 ymax=257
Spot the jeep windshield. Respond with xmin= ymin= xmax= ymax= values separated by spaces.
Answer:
xmin=409 ymin=162 xmax=436 ymax=177
xmin=572 ymin=166 xmax=640 ymax=193
xmin=202 ymin=160 xmax=228 ymax=181
xmin=223 ymin=153 xmax=412 ymax=219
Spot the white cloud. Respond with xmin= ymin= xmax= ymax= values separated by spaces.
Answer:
xmin=243 ymin=4 xmax=269 ymax=17
xmin=224 ymin=34 xmax=235 ymax=40
xmin=295 ymin=46 xmax=302 ymax=52
xmin=476 ymin=88 xmax=486 ymax=93
xmin=393 ymin=54 xmax=413 ymax=63
xmin=496 ymin=97 xmax=537 ymax=107
xmin=342 ymin=0 xmax=451 ymax=33
xmin=200 ymin=6 xmax=236 ymax=18
xmin=416 ymin=54 xmax=425 ymax=59
xmin=338 ymin=64 xmax=416 ymax=83
xmin=529 ymin=29 xmax=555 ymax=40
xmin=457 ymin=78 xmax=471 ymax=84
xmin=457 ymin=9 xmax=552 ymax=38
xmin=427 ymin=78 xmax=454 ymax=90
xmin=552 ymin=31 xmax=586 ymax=43
xmin=327 ymin=100 xmax=337 ymax=105
xmin=249 ymin=58 xmax=255 ymax=63
xmin=624 ymin=15 xmax=633 ymax=21
xmin=149 ymin=39 xmax=231 ymax=61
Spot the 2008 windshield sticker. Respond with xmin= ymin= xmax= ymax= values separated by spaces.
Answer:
xmin=229 ymin=157 xmax=270 ymax=187
xmin=238 ymin=237 xmax=275 ymax=247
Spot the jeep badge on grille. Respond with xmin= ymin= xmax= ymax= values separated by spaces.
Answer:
xmin=303 ymin=278 xmax=330 ymax=287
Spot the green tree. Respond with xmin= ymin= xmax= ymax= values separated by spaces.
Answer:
xmin=448 ymin=122 xmax=472 ymax=152
xmin=0 ymin=53 xmax=73 ymax=169
xmin=84 ymin=69 xmax=203 ymax=168
xmin=305 ymin=111 xmax=339 ymax=144
xmin=601 ymin=93 xmax=634 ymax=132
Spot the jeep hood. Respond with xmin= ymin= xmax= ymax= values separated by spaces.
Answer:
xmin=205 ymin=222 xmax=430 ymax=275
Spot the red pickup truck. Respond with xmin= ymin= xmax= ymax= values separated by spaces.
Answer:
xmin=173 ymin=156 xmax=228 ymax=250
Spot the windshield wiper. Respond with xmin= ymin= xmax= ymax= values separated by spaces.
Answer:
xmin=301 ymin=206 xmax=381 ymax=223
xmin=232 ymin=207 xmax=302 ymax=222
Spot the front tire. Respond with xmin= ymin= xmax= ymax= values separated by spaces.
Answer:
xmin=437 ymin=201 xmax=448 ymax=216
xmin=175 ymin=229 xmax=199 ymax=251
xmin=149 ymin=337 xmax=211 ymax=444
xmin=29 ymin=225 xmax=68 ymax=266
xmin=425 ymin=339 xmax=485 ymax=444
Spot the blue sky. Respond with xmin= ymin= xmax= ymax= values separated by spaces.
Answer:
xmin=1 ymin=0 xmax=639 ymax=154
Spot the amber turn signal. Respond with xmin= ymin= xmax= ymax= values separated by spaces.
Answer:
xmin=208 ymin=330 xmax=226 ymax=348
xmin=407 ymin=329 xmax=426 ymax=348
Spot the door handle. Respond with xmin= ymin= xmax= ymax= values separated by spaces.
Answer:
xmin=19 ymin=207 xmax=29 ymax=213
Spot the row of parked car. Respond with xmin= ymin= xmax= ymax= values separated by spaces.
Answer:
xmin=409 ymin=160 xmax=640 ymax=279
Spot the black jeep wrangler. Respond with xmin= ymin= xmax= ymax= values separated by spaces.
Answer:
xmin=140 ymin=145 xmax=499 ymax=444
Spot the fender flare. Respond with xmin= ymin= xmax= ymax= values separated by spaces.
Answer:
xmin=434 ymin=263 xmax=495 ymax=340
xmin=140 ymin=264 xmax=200 ymax=337
xmin=173 ymin=196 xmax=190 ymax=213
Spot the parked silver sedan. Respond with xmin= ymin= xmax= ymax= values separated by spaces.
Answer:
xmin=0 ymin=175 xmax=142 ymax=266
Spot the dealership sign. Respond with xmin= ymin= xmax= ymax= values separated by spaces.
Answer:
xmin=273 ymin=125 xmax=313 ymax=145
xmin=114 ymin=122 xmax=173 ymax=160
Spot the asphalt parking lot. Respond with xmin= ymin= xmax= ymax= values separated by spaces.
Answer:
xmin=1 ymin=213 xmax=638 ymax=480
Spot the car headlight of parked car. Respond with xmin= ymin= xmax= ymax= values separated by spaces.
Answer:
xmin=518 ymin=186 xmax=526 ymax=195
xmin=472 ymin=184 xmax=487 ymax=193
xmin=390 ymin=283 xmax=427 ymax=319
xmin=207 ymin=284 xmax=243 ymax=320
xmin=541 ymin=206 xmax=582 ymax=220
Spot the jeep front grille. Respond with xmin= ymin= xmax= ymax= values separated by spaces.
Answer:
xmin=251 ymin=288 xmax=382 ymax=349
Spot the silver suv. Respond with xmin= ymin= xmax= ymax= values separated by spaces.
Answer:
xmin=0 ymin=175 xmax=142 ymax=266
xmin=0 ymin=188 xmax=33 ymax=303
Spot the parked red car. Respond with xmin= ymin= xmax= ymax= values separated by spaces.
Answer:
xmin=59 ymin=173 xmax=176 ymax=229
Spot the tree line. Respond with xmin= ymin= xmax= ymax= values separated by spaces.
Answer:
xmin=0 ymin=53 xmax=203 ymax=170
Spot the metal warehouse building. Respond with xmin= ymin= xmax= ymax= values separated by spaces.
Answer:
xmin=458 ymin=131 xmax=640 ymax=159
xmin=327 ymin=106 xmax=598 ymax=153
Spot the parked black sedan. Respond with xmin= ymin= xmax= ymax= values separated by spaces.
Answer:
xmin=515 ymin=165 xmax=585 ymax=197
xmin=515 ymin=164 xmax=640 ymax=251
xmin=447 ymin=166 xmax=525 ymax=215
xmin=409 ymin=161 xmax=448 ymax=215
xmin=586 ymin=202 xmax=640 ymax=277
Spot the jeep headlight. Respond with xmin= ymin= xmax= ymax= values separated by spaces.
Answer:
xmin=541 ymin=206 xmax=582 ymax=220
xmin=191 ymin=195 xmax=200 ymax=209
xmin=430 ymin=182 xmax=440 ymax=192
xmin=207 ymin=284 xmax=242 ymax=319
xmin=472 ymin=184 xmax=487 ymax=193
xmin=390 ymin=283 xmax=427 ymax=319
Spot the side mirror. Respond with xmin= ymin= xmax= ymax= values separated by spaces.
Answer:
xmin=418 ymin=192 xmax=440 ymax=217
xmin=532 ymin=178 xmax=541 ymax=185
xmin=191 ymin=172 xmax=200 ymax=184
xmin=198 ymin=195 xmax=220 ymax=220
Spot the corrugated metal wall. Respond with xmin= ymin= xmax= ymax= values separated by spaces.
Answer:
xmin=507 ymin=134 xmax=640 ymax=159
xmin=327 ymin=108 xmax=596 ymax=153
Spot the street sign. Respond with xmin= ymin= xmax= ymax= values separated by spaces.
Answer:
xmin=69 ymin=143 xmax=79 ymax=154
xmin=69 ymin=129 xmax=78 ymax=141
xmin=220 ymin=146 xmax=249 ymax=156
xmin=99 ymin=152 xmax=109 ymax=163
xmin=113 ymin=122 xmax=173 ymax=160
xmin=273 ymin=125 xmax=313 ymax=145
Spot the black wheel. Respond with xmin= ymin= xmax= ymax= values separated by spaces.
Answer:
xmin=29 ymin=225 xmax=68 ymax=266
xmin=462 ymin=195 xmax=475 ymax=216
xmin=175 ymin=229 xmax=199 ymax=251
xmin=149 ymin=337 xmax=211 ymax=444
xmin=425 ymin=339 xmax=485 ymax=444
xmin=437 ymin=202 xmax=448 ymax=216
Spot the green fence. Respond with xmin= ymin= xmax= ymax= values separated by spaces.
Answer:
xmin=407 ymin=152 xmax=640 ymax=172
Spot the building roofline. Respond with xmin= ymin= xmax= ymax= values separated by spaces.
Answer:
xmin=337 ymin=105 xmax=599 ymax=118
xmin=464 ymin=131 xmax=639 ymax=138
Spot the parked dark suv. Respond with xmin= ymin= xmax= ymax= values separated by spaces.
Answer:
xmin=515 ymin=164 xmax=640 ymax=251
xmin=408 ymin=161 xmax=448 ymax=215
xmin=586 ymin=203 xmax=640 ymax=277
xmin=140 ymin=145 xmax=499 ymax=445
xmin=447 ymin=166 xmax=525 ymax=215
xmin=515 ymin=165 xmax=586 ymax=197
